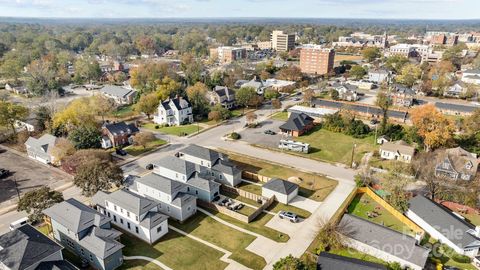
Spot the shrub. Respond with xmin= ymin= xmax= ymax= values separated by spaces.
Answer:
xmin=230 ymin=132 xmax=240 ymax=140
xmin=451 ymin=253 xmax=471 ymax=263
xmin=155 ymin=125 xmax=159 ymax=129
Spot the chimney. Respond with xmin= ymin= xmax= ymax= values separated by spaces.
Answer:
xmin=475 ymin=226 xmax=480 ymax=238
xmin=414 ymin=232 xmax=423 ymax=244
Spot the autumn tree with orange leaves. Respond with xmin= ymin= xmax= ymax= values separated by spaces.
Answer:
xmin=410 ymin=104 xmax=455 ymax=152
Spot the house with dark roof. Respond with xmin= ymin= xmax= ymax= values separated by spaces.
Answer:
xmin=209 ymin=86 xmax=236 ymax=109
xmin=435 ymin=147 xmax=479 ymax=181
xmin=390 ymin=84 xmax=415 ymax=107
xmin=92 ymin=189 xmax=168 ymax=244
xmin=99 ymin=85 xmax=137 ymax=105
xmin=332 ymin=82 xmax=359 ymax=101
xmin=435 ymin=102 xmax=478 ymax=116
xmin=154 ymin=96 xmax=193 ymax=126
xmin=239 ymin=77 xmax=266 ymax=95
xmin=0 ymin=224 xmax=76 ymax=270
xmin=379 ymin=140 xmax=415 ymax=163
xmin=25 ymin=134 xmax=58 ymax=164
xmin=407 ymin=195 xmax=480 ymax=257
xmin=262 ymin=178 xmax=298 ymax=204
xmin=446 ymin=81 xmax=469 ymax=97
xmin=340 ymin=214 xmax=430 ymax=270
xmin=279 ymin=112 xmax=314 ymax=137
xmin=316 ymin=252 xmax=387 ymax=270
xmin=43 ymin=199 xmax=124 ymax=270
xmin=100 ymin=121 xmax=139 ymax=149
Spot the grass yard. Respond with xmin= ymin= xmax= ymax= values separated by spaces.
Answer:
xmin=142 ymin=123 xmax=203 ymax=136
xmin=348 ymin=193 xmax=414 ymax=236
xmin=368 ymin=155 xmax=413 ymax=174
xmin=123 ymin=139 xmax=167 ymax=156
xmin=36 ymin=224 xmax=50 ymax=235
xmin=462 ymin=213 xmax=480 ymax=226
xmin=226 ymin=152 xmax=338 ymax=202
xmin=237 ymin=181 xmax=262 ymax=195
xmin=334 ymin=54 xmax=363 ymax=65
xmin=204 ymin=208 xmax=289 ymax=242
xmin=120 ymin=260 xmax=162 ymax=270
xmin=171 ymin=212 xmax=266 ymax=270
xmin=267 ymin=201 xmax=311 ymax=219
xmin=330 ymin=248 xmax=389 ymax=266
xmin=121 ymin=230 xmax=228 ymax=270
xmin=271 ymin=111 xmax=289 ymax=121
xmin=294 ymin=127 xmax=377 ymax=165
xmin=112 ymin=105 xmax=137 ymax=119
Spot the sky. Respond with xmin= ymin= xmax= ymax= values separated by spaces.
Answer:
xmin=0 ymin=0 xmax=478 ymax=20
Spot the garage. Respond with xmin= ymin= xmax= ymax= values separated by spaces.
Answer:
xmin=262 ymin=178 xmax=299 ymax=204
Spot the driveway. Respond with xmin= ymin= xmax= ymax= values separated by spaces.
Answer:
xmin=0 ymin=147 xmax=70 ymax=205
xmin=239 ymin=119 xmax=288 ymax=148
xmin=288 ymin=196 xmax=321 ymax=213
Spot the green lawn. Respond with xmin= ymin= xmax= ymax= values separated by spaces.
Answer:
xmin=294 ymin=127 xmax=377 ymax=165
xmin=36 ymin=224 xmax=50 ymax=235
xmin=226 ymin=153 xmax=338 ymax=202
xmin=368 ymin=155 xmax=413 ymax=174
xmin=237 ymin=182 xmax=262 ymax=195
xmin=120 ymin=260 xmax=162 ymax=270
xmin=142 ymin=123 xmax=203 ymax=136
xmin=461 ymin=213 xmax=480 ymax=226
xmin=123 ymin=139 xmax=167 ymax=156
xmin=112 ymin=105 xmax=137 ymax=118
xmin=430 ymin=243 xmax=476 ymax=270
xmin=347 ymin=193 xmax=414 ymax=236
xmin=267 ymin=201 xmax=311 ymax=219
xmin=330 ymin=248 xmax=389 ymax=266
xmin=204 ymin=208 xmax=289 ymax=242
xmin=271 ymin=111 xmax=289 ymax=121
xmin=171 ymin=212 xmax=266 ymax=270
xmin=121 ymin=230 xmax=228 ymax=270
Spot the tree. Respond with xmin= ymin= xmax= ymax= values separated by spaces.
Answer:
xmin=208 ymin=111 xmax=222 ymax=122
xmin=303 ymin=89 xmax=314 ymax=106
xmin=52 ymin=98 xmax=97 ymax=135
xmin=330 ymin=89 xmax=339 ymax=100
xmin=381 ymin=163 xmax=411 ymax=212
xmin=181 ymin=53 xmax=205 ymax=86
xmin=17 ymin=187 xmax=63 ymax=223
xmin=134 ymin=93 xmax=160 ymax=119
xmin=248 ymin=95 xmax=264 ymax=109
xmin=34 ymin=106 xmax=53 ymax=132
xmin=277 ymin=65 xmax=302 ymax=82
xmin=186 ymin=82 xmax=210 ymax=117
xmin=396 ymin=64 xmax=422 ymax=87
xmin=132 ymin=132 xmax=156 ymax=149
xmin=0 ymin=101 xmax=29 ymax=137
xmin=73 ymin=57 xmax=101 ymax=83
xmin=349 ymin=65 xmax=367 ymax=80
xmin=385 ymin=55 xmax=409 ymax=73
xmin=91 ymin=95 xmax=115 ymax=121
xmin=25 ymin=57 xmax=60 ymax=96
xmin=156 ymin=76 xmax=183 ymax=101
xmin=130 ymin=62 xmax=173 ymax=93
xmin=246 ymin=112 xmax=257 ymax=124
xmin=410 ymin=104 xmax=455 ymax=151
xmin=68 ymin=125 xmax=101 ymax=149
xmin=272 ymin=99 xmax=282 ymax=109
xmin=236 ymin=87 xmax=257 ymax=113
xmin=314 ymin=218 xmax=354 ymax=252
xmin=50 ymin=138 xmax=76 ymax=164
xmin=0 ymin=58 xmax=23 ymax=81
xmin=362 ymin=47 xmax=381 ymax=62
xmin=442 ymin=44 xmax=467 ymax=69
xmin=375 ymin=89 xmax=392 ymax=134
xmin=413 ymin=151 xmax=449 ymax=201
xmin=463 ymin=109 xmax=480 ymax=136
xmin=273 ymin=255 xmax=308 ymax=270
xmin=74 ymin=159 xmax=123 ymax=196
xmin=264 ymin=89 xmax=280 ymax=100
xmin=210 ymin=104 xmax=232 ymax=120
xmin=62 ymin=149 xmax=111 ymax=174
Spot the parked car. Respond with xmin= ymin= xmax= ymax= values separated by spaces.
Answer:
xmin=370 ymin=119 xmax=379 ymax=125
xmin=116 ymin=148 xmax=128 ymax=156
xmin=264 ymin=130 xmax=276 ymax=135
xmin=294 ymin=97 xmax=301 ymax=101
xmin=9 ymin=217 xmax=28 ymax=231
xmin=278 ymin=211 xmax=299 ymax=223
xmin=0 ymin=168 xmax=10 ymax=179
xmin=145 ymin=164 xmax=154 ymax=170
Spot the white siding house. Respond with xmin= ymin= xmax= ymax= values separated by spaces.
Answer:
xmin=154 ymin=97 xmax=193 ymax=126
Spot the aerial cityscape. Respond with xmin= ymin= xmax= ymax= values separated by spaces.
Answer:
xmin=1 ymin=1 xmax=480 ymax=270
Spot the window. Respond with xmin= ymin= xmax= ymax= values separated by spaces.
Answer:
xmin=135 ymin=226 xmax=139 ymax=234
xmin=105 ymin=201 xmax=109 ymax=207
xmin=135 ymin=215 xmax=139 ymax=221
xmin=195 ymin=190 xmax=198 ymax=195
xmin=167 ymin=206 xmax=170 ymax=212
xmin=120 ymin=208 xmax=123 ymax=213
xmin=157 ymin=226 xmax=162 ymax=233
xmin=219 ymin=175 xmax=222 ymax=180
xmin=113 ymin=215 xmax=117 ymax=222
xmin=127 ymin=222 xmax=131 ymax=229
xmin=114 ymin=205 xmax=117 ymax=211
xmin=120 ymin=218 xmax=123 ymax=224
xmin=127 ymin=211 xmax=130 ymax=217
xmin=107 ymin=212 xmax=111 ymax=217
xmin=187 ymin=187 xmax=190 ymax=192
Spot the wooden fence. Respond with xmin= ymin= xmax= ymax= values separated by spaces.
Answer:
xmin=221 ymin=185 xmax=264 ymax=202
xmin=248 ymin=195 xmax=275 ymax=222
xmin=242 ymin=171 xmax=272 ymax=183
xmin=198 ymin=200 xmax=250 ymax=223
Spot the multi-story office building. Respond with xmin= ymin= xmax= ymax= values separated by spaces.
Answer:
xmin=271 ymin=30 xmax=295 ymax=52
xmin=299 ymin=45 xmax=335 ymax=75
xmin=209 ymin=46 xmax=247 ymax=64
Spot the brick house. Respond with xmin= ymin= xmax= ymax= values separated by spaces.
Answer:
xmin=279 ymin=112 xmax=315 ymax=137
xmin=101 ymin=121 xmax=139 ymax=149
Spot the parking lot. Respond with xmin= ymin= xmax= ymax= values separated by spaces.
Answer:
xmin=0 ymin=147 xmax=70 ymax=204
xmin=239 ymin=119 xmax=289 ymax=148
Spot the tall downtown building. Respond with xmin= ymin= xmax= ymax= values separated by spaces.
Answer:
xmin=299 ymin=45 xmax=335 ymax=75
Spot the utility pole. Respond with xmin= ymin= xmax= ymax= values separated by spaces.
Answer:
xmin=350 ymin=143 xmax=357 ymax=168
xmin=374 ymin=124 xmax=378 ymax=145
xmin=13 ymin=177 xmax=20 ymax=201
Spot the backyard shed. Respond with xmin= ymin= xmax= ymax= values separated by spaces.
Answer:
xmin=262 ymin=178 xmax=298 ymax=204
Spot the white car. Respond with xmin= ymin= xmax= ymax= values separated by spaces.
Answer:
xmin=9 ymin=217 xmax=28 ymax=231
xmin=278 ymin=211 xmax=299 ymax=223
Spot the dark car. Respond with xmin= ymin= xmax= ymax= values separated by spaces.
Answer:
xmin=115 ymin=148 xmax=128 ymax=156
xmin=145 ymin=164 xmax=154 ymax=170
xmin=264 ymin=130 xmax=276 ymax=135
xmin=0 ymin=169 xmax=9 ymax=178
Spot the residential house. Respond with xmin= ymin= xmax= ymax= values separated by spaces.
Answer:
xmin=209 ymin=86 xmax=236 ymax=109
xmin=279 ymin=112 xmax=315 ymax=137
xmin=446 ymin=82 xmax=468 ymax=97
xmin=101 ymin=121 xmax=139 ymax=149
xmin=340 ymin=214 xmax=430 ymax=270
xmin=129 ymin=173 xmax=198 ymax=222
xmin=239 ymin=77 xmax=266 ymax=95
xmin=177 ymin=144 xmax=242 ymax=187
xmin=25 ymin=134 xmax=58 ymax=164
xmin=262 ymin=178 xmax=298 ymax=204
xmin=379 ymin=140 xmax=415 ymax=163
xmin=264 ymin=79 xmax=296 ymax=92
xmin=435 ymin=147 xmax=479 ymax=181
xmin=99 ymin=85 xmax=137 ymax=105
xmin=287 ymin=105 xmax=337 ymax=121
xmin=376 ymin=135 xmax=390 ymax=145
xmin=43 ymin=199 xmax=124 ymax=270
xmin=92 ymin=189 xmax=169 ymax=244
xmin=5 ymin=83 xmax=28 ymax=95
xmin=332 ymin=83 xmax=359 ymax=101
xmin=316 ymin=252 xmax=387 ymax=270
xmin=368 ymin=69 xmax=391 ymax=84
xmin=462 ymin=69 xmax=480 ymax=85
xmin=390 ymin=84 xmax=415 ymax=107
xmin=0 ymin=224 xmax=77 ymax=270
xmin=14 ymin=113 xmax=39 ymax=132
xmin=406 ymin=195 xmax=480 ymax=257
xmin=154 ymin=96 xmax=193 ymax=126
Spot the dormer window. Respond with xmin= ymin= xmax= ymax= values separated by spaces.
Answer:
xmin=466 ymin=161 xmax=473 ymax=170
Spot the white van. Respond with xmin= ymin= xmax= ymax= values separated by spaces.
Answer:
xmin=9 ymin=217 xmax=28 ymax=231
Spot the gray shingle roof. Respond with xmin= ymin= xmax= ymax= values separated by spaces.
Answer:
xmin=435 ymin=102 xmax=479 ymax=113
xmin=171 ymin=192 xmax=196 ymax=207
xmin=187 ymin=173 xmax=221 ymax=192
xmin=317 ymin=252 xmax=387 ymax=270
xmin=43 ymin=198 xmax=110 ymax=233
xmin=25 ymin=134 xmax=58 ymax=160
xmin=100 ymin=85 xmax=136 ymax=99
xmin=279 ymin=112 xmax=314 ymax=132
xmin=212 ymin=159 xmax=239 ymax=176
xmin=92 ymin=190 xmax=157 ymax=217
xmin=139 ymin=211 xmax=169 ymax=229
xmin=380 ymin=140 xmax=415 ymax=157
xmin=341 ymin=214 xmax=430 ymax=268
xmin=262 ymin=178 xmax=298 ymax=195
xmin=77 ymin=226 xmax=124 ymax=259
xmin=408 ymin=195 xmax=480 ymax=249
xmin=104 ymin=121 xmax=139 ymax=136
xmin=136 ymin=173 xmax=185 ymax=196
xmin=179 ymin=144 xmax=221 ymax=163
xmin=0 ymin=224 xmax=63 ymax=270
xmin=36 ymin=260 xmax=79 ymax=270
xmin=153 ymin=157 xmax=197 ymax=178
